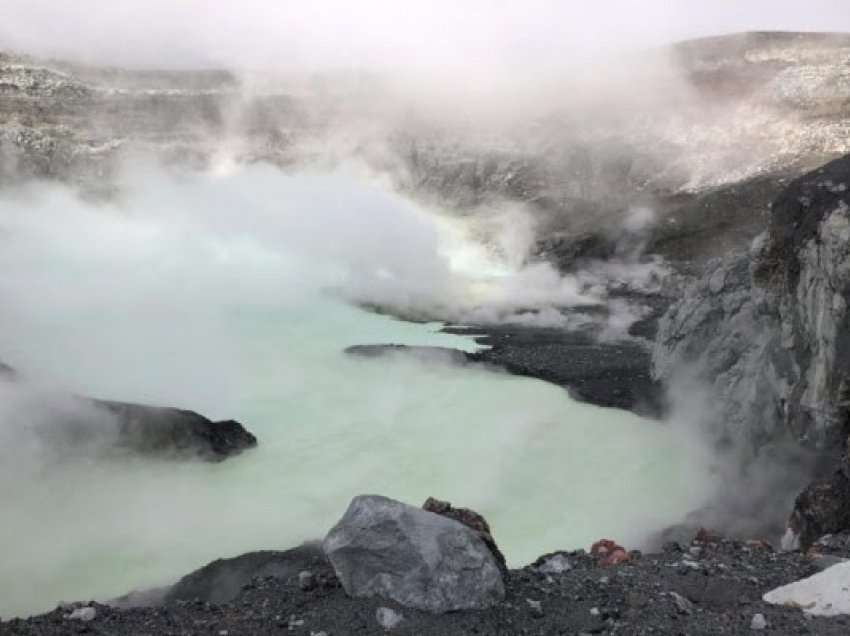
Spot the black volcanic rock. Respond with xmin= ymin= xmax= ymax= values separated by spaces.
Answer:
xmin=344 ymin=344 xmax=471 ymax=366
xmin=0 ymin=359 xmax=256 ymax=462
xmin=94 ymin=400 xmax=257 ymax=462
xmin=457 ymin=324 xmax=665 ymax=417
xmin=345 ymin=332 xmax=665 ymax=417
xmin=787 ymin=465 xmax=850 ymax=551
xmin=164 ymin=544 xmax=330 ymax=605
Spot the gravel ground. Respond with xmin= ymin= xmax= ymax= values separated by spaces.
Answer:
xmin=5 ymin=534 xmax=850 ymax=635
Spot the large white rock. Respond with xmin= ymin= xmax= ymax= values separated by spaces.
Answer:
xmin=763 ymin=561 xmax=850 ymax=616
xmin=323 ymin=495 xmax=505 ymax=612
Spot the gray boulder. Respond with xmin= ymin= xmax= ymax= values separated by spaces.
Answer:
xmin=323 ymin=495 xmax=505 ymax=612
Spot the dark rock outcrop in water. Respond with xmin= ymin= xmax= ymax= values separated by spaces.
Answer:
xmin=345 ymin=329 xmax=665 ymax=417
xmin=93 ymin=399 xmax=257 ymax=461
xmin=0 ymin=360 xmax=256 ymax=461
xmin=323 ymin=495 xmax=505 ymax=612
xmin=461 ymin=324 xmax=665 ymax=416
xmin=344 ymin=344 xmax=472 ymax=366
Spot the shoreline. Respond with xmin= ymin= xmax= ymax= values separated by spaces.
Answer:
xmin=6 ymin=505 xmax=850 ymax=634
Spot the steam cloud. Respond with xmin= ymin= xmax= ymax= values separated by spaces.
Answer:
xmin=3 ymin=1 xmax=850 ymax=70
xmin=0 ymin=161 xmax=715 ymax=618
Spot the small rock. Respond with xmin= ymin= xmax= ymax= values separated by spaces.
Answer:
xmin=299 ymin=570 xmax=315 ymax=591
xmin=590 ymin=539 xmax=631 ymax=566
xmin=590 ymin=607 xmax=601 ymax=616
xmin=709 ymin=268 xmax=726 ymax=294
xmin=751 ymin=613 xmax=768 ymax=630
xmin=536 ymin=553 xmax=572 ymax=574
xmin=668 ymin=591 xmax=694 ymax=614
xmin=591 ymin=539 xmax=618 ymax=557
xmin=526 ymin=598 xmax=544 ymax=618
xmin=376 ymin=607 xmax=404 ymax=631
xmin=780 ymin=528 xmax=801 ymax=551
xmin=65 ymin=607 xmax=96 ymax=622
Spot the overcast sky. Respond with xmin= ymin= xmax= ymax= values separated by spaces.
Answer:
xmin=2 ymin=1 xmax=849 ymax=70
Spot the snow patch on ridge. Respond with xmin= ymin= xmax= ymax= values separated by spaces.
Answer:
xmin=764 ymin=561 xmax=850 ymax=616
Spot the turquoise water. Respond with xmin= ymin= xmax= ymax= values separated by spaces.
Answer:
xmin=0 ymin=166 xmax=713 ymax=617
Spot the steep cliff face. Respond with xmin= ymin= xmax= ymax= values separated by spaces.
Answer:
xmin=654 ymin=155 xmax=850 ymax=455
xmin=652 ymin=250 xmax=783 ymax=449
xmin=765 ymin=159 xmax=850 ymax=448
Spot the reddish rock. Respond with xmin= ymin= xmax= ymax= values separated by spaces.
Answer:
xmin=590 ymin=539 xmax=619 ymax=556
xmin=601 ymin=549 xmax=631 ymax=566
xmin=590 ymin=539 xmax=632 ymax=566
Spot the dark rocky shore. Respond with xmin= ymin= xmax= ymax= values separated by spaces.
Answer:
xmin=5 ymin=497 xmax=850 ymax=636
xmin=346 ymin=324 xmax=664 ymax=417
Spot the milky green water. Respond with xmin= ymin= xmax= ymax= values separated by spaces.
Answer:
xmin=0 ymin=166 xmax=713 ymax=618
